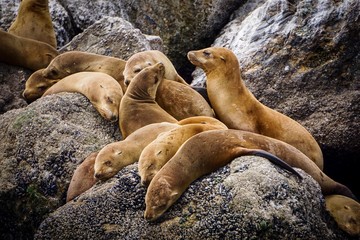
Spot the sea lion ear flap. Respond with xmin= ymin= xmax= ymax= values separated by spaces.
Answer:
xmin=220 ymin=55 xmax=226 ymax=62
xmin=170 ymin=191 xmax=179 ymax=200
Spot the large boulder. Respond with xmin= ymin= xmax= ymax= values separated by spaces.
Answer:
xmin=35 ymin=157 xmax=349 ymax=239
xmin=191 ymin=0 xmax=360 ymax=198
xmin=0 ymin=93 xmax=121 ymax=239
xmin=60 ymin=16 xmax=163 ymax=59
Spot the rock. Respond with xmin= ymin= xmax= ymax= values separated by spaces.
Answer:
xmin=0 ymin=93 xmax=121 ymax=239
xmin=35 ymin=156 xmax=350 ymax=239
xmin=60 ymin=16 xmax=163 ymax=59
xmin=191 ymin=0 xmax=360 ymax=198
xmin=121 ymin=0 xmax=244 ymax=79
xmin=0 ymin=63 xmax=29 ymax=114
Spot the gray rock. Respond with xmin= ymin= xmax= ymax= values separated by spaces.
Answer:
xmin=0 ymin=93 xmax=121 ymax=239
xmin=60 ymin=16 xmax=163 ymax=59
xmin=191 ymin=0 xmax=360 ymax=197
xmin=121 ymin=0 xmax=244 ymax=78
xmin=0 ymin=63 xmax=29 ymax=114
xmin=35 ymin=156 xmax=349 ymax=239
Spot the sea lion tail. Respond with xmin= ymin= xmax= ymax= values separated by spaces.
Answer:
xmin=244 ymin=149 xmax=303 ymax=180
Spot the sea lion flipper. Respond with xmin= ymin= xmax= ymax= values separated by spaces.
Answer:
xmin=243 ymin=149 xmax=303 ymax=179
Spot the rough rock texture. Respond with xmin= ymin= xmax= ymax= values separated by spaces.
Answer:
xmin=120 ymin=0 xmax=244 ymax=79
xmin=35 ymin=157 xmax=350 ymax=239
xmin=192 ymin=0 xmax=360 ymax=198
xmin=0 ymin=93 xmax=121 ymax=240
xmin=0 ymin=63 xmax=29 ymax=114
xmin=61 ymin=16 xmax=163 ymax=59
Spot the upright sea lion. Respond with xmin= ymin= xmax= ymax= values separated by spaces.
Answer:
xmin=42 ymin=51 xmax=127 ymax=92
xmin=123 ymin=50 xmax=187 ymax=85
xmin=325 ymin=195 xmax=360 ymax=236
xmin=0 ymin=30 xmax=58 ymax=71
xmin=22 ymin=68 xmax=59 ymax=103
xmin=94 ymin=122 xmax=179 ymax=180
xmin=43 ymin=72 xmax=123 ymax=122
xmin=144 ymin=129 xmax=355 ymax=221
xmin=138 ymin=123 xmax=228 ymax=186
xmin=8 ymin=0 xmax=57 ymax=48
xmin=119 ymin=62 xmax=177 ymax=138
xmin=66 ymin=152 xmax=98 ymax=202
xmin=187 ymin=47 xmax=324 ymax=170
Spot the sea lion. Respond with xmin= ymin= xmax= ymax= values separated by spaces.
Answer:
xmin=0 ymin=30 xmax=58 ymax=71
xmin=138 ymin=122 xmax=228 ymax=186
xmin=8 ymin=0 xmax=57 ymax=48
xmin=123 ymin=50 xmax=187 ymax=85
xmin=325 ymin=195 xmax=360 ymax=236
xmin=177 ymin=116 xmax=226 ymax=127
xmin=155 ymin=79 xmax=214 ymax=120
xmin=144 ymin=129 xmax=355 ymax=221
xmin=66 ymin=152 xmax=98 ymax=202
xmin=42 ymin=51 xmax=127 ymax=92
xmin=22 ymin=68 xmax=60 ymax=103
xmin=43 ymin=72 xmax=123 ymax=122
xmin=94 ymin=122 xmax=179 ymax=180
xmin=187 ymin=47 xmax=324 ymax=170
xmin=119 ymin=62 xmax=177 ymax=138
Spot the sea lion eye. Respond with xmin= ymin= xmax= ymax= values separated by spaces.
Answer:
xmin=203 ymin=50 xmax=211 ymax=57
xmin=104 ymin=160 xmax=112 ymax=167
xmin=133 ymin=68 xmax=142 ymax=73
xmin=37 ymin=85 xmax=48 ymax=91
xmin=50 ymin=69 xmax=58 ymax=77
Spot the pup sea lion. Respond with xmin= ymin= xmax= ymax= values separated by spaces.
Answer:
xmin=119 ymin=62 xmax=177 ymax=138
xmin=8 ymin=0 xmax=57 ymax=48
xmin=187 ymin=47 xmax=324 ymax=170
xmin=42 ymin=51 xmax=127 ymax=92
xmin=22 ymin=68 xmax=59 ymax=103
xmin=123 ymin=50 xmax=187 ymax=85
xmin=94 ymin=122 xmax=179 ymax=180
xmin=144 ymin=129 xmax=355 ymax=221
xmin=66 ymin=152 xmax=98 ymax=202
xmin=325 ymin=195 xmax=360 ymax=236
xmin=0 ymin=30 xmax=58 ymax=71
xmin=138 ymin=122 xmax=228 ymax=186
xmin=43 ymin=72 xmax=123 ymax=122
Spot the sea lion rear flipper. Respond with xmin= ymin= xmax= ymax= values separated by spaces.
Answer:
xmin=242 ymin=149 xmax=303 ymax=179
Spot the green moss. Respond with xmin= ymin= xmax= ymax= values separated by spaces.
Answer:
xmin=11 ymin=110 xmax=36 ymax=131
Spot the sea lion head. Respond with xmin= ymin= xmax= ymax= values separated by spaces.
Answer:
xmin=23 ymin=68 xmax=59 ymax=103
xmin=89 ymin=83 xmax=121 ymax=122
xmin=187 ymin=47 xmax=236 ymax=74
xmin=144 ymin=177 xmax=180 ymax=221
xmin=42 ymin=55 xmax=71 ymax=79
xmin=127 ymin=62 xmax=165 ymax=98
xmin=123 ymin=51 xmax=158 ymax=86
xmin=94 ymin=142 xmax=135 ymax=180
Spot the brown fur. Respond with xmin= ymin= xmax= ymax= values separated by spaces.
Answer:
xmin=123 ymin=50 xmax=187 ymax=85
xmin=66 ymin=152 xmax=98 ymax=202
xmin=119 ymin=62 xmax=177 ymax=138
xmin=42 ymin=51 xmax=127 ymax=92
xmin=8 ymin=0 xmax=57 ymax=48
xmin=138 ymin=122 xmax=228 ymax=186
xmin=187 ymin=47 xmax=324 ymax=170
xmin=94 ymin=122 xmax=179 ymax=180
xmin=43 ymin=72 xmax=123 ymax=122
xmin=325 ymin=195 xmax=360 ymax=236
xmin=144 ymin=129 xmax=355 ymax=221
xmin=22 ymin=68 xmax=59 ymax=102
xmin=0 ymin=30 xmax=58 ymax=71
